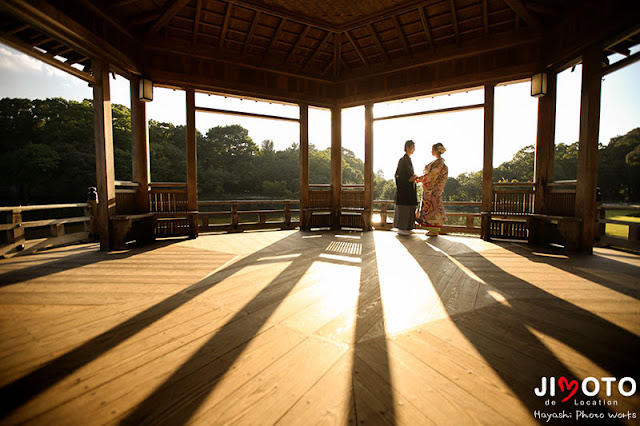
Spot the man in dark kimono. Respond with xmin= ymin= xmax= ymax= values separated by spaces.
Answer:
xmin=393 ymin=140 xmax=418 ymax=235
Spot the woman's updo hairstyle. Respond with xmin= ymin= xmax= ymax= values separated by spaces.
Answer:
xmin=433 ymin=142 xmax=446 ymax=154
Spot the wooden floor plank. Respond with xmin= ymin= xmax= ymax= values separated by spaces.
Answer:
xmin=0 ymin=231 xmax=638 ymax=425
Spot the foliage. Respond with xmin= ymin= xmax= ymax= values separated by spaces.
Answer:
xmin=1 ymin=98 xmax=638 ymax=205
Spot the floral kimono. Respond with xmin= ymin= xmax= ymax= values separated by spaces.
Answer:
xmin=416 ymin=157 xmax=448 ymax=229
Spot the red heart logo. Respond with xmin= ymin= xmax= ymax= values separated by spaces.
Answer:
xmin=558 ymin=376 xmax=579 ymax=402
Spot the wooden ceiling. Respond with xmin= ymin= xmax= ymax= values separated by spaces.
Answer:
xmin=1 ymin=0 xmax=638 ymax=105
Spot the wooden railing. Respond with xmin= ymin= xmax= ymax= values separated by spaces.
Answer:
xmin=492 ymin=182 xmax=535 ymax=216
xmin=545 ymin=180 xmax=577 ymax=217
xmin=596 ymin=204 xmax=640 ymax=252
xmin=0 ymin=203 xmax=92 ymax=258
xmin=199 ymin=200 xmax=300 ymax=233
xmin=372 ymin=200 xmax=481 ymax=234
xmin=149 ymin=182 xmax=189 ymax=213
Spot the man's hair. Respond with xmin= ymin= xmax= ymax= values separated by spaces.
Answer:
xmin=404 ymin=140 xmax=415 ymax=151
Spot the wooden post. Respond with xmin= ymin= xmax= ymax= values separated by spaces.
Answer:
xmin=299 ymin=104 xmax=309 ymax=230
xmin=481 ymin=84 xmax=495 ymax=240
xmin=331 ymin=107 xmax=342 ymax=229
xmin=92 ymin=60 xmax=116 ymax=250
xmin=364 ymin=103 xmax=374 ymax=231
xmin=186 ymin=88 xmax=199 ymax=238
xmin=534 ymin=70 xmax=557 ymax=215
xmin=130 ymin=77 xmax=151 ymax=213
xmin=575 ymin=47 xmax=603 ymax=254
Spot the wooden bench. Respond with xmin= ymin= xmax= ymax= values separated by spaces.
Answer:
xmin=110 ymin=212 xmax=156 ymax=250
xmin=528 ymin=214 xmax=582 ymax=251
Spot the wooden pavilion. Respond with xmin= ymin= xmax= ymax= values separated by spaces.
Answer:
xmin=1 ymin=0 xmax=639 ymax=253
xmin=1 ymin=2 xmax=640 ymax=424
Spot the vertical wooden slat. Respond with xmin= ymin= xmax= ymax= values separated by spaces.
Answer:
xmin=299 ymin=104 xmax=309 ymax=230
xmin=364 ymin=103 xmax=374 ymax=231
xmin=576 ymin=47 xmax=603 ymax=253
xmin=186 ymin=89 xmax=198 ymax=238
xmin=92 ymin=60 xmax=116 ymax=250
xmin=481 ymin=84 xmax=495 ymax=240
xmin=534 ymin=70 xmax=557 ymax=214
xmin=331 ymin=107 xmax=342 ymax=229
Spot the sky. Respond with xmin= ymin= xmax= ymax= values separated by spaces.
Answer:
xmin=1 ymin=43 xmax=639 ymax=180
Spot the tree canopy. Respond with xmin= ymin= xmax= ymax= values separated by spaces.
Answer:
xmin=1 ymin=97 xmax=638 ymax=205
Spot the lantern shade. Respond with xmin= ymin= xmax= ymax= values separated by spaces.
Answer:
xmin=531 ymin=72 xmax=548 ymax=97
xmin=139 ymin=78 xmax=153 ymax=102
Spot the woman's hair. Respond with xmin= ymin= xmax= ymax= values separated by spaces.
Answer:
xmin=404 ymin=140 xmax=415 ymax=151
xmin=432 ymin=142 xmax=446 ymax=154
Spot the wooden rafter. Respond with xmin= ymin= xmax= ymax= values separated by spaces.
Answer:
xmin=483 ymin=0 xmax=489 ymax=38
xmin=192 ymin=0 xmax=202 ymax=45
xmin=418 ymin=7 xmax=434 ymax=53
xmin=219 ymin=3 xmax=233 ymax=48
xmin=344 ymin=30 xmax=369 ymax=69
xmin=242 ymin=10 xmax=261 ymax=56
xmin=77 ymin=0 xmax=136 ymax=40
xmin=302 ymin=30 xmax=332 ymax=70
xmin=449 ymin=0 xmax=459 ymax=44
xmin=0 ymin=33 xmax=95 ymax=84
xmin=286 ymin=25 xmax=310 ymax=63
xmin=367 ymin=24 xmax=389 ymax=63
xmin=6 ymin=24 xmax=29 ymax=36
xmin=334 ymin=32 xmax=342 ymax=77
xmin=502 ymin=0 xmax=541 ymax=30
xmin=392 ymin=15 xmax=411 ymax=57
xmin=147 ymin=0 xmax=190 ymax=35
xmin=107 ymin=0 xmax=141 ymax=10
xmin=266 ymin=17 xmax=287 ymax=56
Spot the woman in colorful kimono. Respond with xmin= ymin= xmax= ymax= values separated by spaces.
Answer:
xmin=416 ymin=143 xmax=448 ymax=236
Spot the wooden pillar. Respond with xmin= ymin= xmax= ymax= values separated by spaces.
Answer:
xmin=534 ymin=71 xmax=557 ymax=214
xmin=130 ymin=77 xmax=150 ymax=213
xmin=364 ymin=103 xmax=374 ymax=231
xmin=92 ymin=60 xmax=116 ymax=250
xmin=299 ymin=104 xmax=309 ymax=230
xmin=331 ymin=107 xmax=342 ymax=229
xmin=481 ymin=84 xmax=495 ymax=240
xmin=186 ymin=88 xmax=199 ymax=238
xmin=575 ymin=47 xmax=603 ymax=253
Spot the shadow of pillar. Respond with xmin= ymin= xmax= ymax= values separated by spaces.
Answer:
xmin=398 ymin=235 xmax=639 ymax=422
xmin=349 ymin=232 xmax=396 ymax=425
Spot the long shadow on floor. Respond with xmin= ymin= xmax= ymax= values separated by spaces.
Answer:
xmin=398 ymin=236 xmax=640 ymax=423
xmin=0 ymin=232 xmax=337 ymax=422
xmin=348 ymin=232 xmax=396 ymax=424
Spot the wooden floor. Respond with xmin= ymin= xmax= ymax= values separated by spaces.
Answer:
xmin=1 ymin=230 xmax=639 ymax=425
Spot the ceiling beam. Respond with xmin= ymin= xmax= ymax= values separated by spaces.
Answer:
xmin=392 ymin=15 xmax=412 ymax=57
xmin=107 ymin=0 xmax=141 ymax=10
xmin=367 ymin=24 xmax=389 ymax=63
xmin=266 ymin=17 xmax=287 ymax=57
xmin=502 ymin=0 xmax=541 ymax=31
xmin=147 ymin=0 xmax=190 ymax=35
xmin=303 ymin=30 xmax=332 ymax=70
xmin=192 ymin=0 xmax=202 ymax=45
xmin=482 ymin=0 xmax=489 ymax=38
xmin=334 ymin=32 xmax=342 ymax=78
xmin=286 ymin=25 xmax=310 ymax=63
xmin=218 ymin=2 xmax=233 ymax=48
xmin=449 ymin=0 xmax=459 ymax=44
xmin=77 ymin=0 xmax=136 ymax=40
xmin=418 ymin=7 xmax=435 ymax=52
xmin=344 ymin=30 xmax=369 ymax=69
xmin=242 ymin=10 xmax=261 ymax=55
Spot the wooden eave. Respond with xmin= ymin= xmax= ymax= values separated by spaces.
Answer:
xmin=1 ymin=0 xmax=639 ymax=106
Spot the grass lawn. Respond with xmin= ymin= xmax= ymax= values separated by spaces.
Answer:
xmin=604 ymin=209 xmax=640 ymax=238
